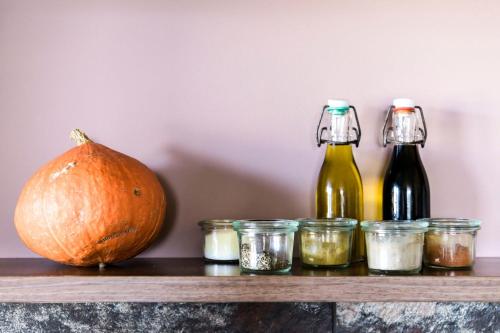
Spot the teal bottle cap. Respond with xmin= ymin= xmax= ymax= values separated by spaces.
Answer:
xmin=327 ymin=99 xmax=349 ymax=115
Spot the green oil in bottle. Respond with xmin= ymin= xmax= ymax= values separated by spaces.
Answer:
xmin=316 ymin=144 xmax=365 ymax=261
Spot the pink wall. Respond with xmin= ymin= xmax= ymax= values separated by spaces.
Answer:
xmin=1 ymin=0 xmax=499 ymax=258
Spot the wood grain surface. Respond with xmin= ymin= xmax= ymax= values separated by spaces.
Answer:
xmin=0 ymin=258 xmax=499 ymax=303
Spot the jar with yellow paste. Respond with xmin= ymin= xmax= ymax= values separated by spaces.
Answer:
xmin=299 ymin=218 xmax=357 ymax=268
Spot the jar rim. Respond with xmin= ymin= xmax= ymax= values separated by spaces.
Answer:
xmin=198 ymin=219 xmax=234 ymax=228
xmin=361 ymin=220 xmax=428 ymax=231
xmin=298 ymin=218 xmax=357 ymax=228
xmin=232 ymin=219 xmax=298 ymax=231
xmin=417 ymin=218 xmax=481 ymax=230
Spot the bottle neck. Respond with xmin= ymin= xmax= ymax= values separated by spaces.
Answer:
xmin=391 ymin=144 xmax=422 ymax=164
xmin=325 ymin=144 xmax=354 ymax=162
xmin=393 ymin=110 xmax=417 ymax=143
xmin=384 ymin=109 xmax=425 ymax=145
xmin=330 ymin=112 xmax=352 ymax=143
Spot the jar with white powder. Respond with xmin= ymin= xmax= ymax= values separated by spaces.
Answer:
xmin=198 ymin=220 xmax=239 ymax=262
xmin=361 ymin=221 xmax=428 ymax=275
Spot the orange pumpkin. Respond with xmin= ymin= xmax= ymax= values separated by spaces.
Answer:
xmin=14 ymin=129 xmax=166 ymax=267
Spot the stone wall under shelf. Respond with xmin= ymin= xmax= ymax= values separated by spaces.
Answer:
xmin=0 ymin=302 xmax=498 ymax=332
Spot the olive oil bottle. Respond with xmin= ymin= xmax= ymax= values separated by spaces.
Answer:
xmin=382 ymin=98 xmax=430 ymax=220
xmin=315 ymin=100 xmax=365 ymax=262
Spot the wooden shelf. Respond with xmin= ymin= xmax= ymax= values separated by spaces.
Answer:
xmin=1 ymin=258 xmax=500 ymax=303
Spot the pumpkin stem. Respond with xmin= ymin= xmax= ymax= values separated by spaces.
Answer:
xmin=70 ymin=129 xmax=92 ymax=146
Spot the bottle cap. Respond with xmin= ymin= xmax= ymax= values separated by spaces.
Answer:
xmin=327 ymin=99 xmax=349 ymax=115
xmin=392 ymin=98 xmax=415 ymax=110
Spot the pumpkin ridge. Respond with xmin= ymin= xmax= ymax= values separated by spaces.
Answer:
xmin=84 ymin=163 xmax=103 ymax=265
xmin=90 ymin=144 xmax=144 ymax=264
xmin=120 ymin=158 xmax=165 ymax=256
xmin=82 ymin=143 xmax=109 ymax=265
xmin=94 ymin=143 xmax=123 ymax=263
xmin=41 ymin=179 xmax=78 ymax=263
xmin=66 ymin=144 xmax=96 ymax=265
xmin=130 ymin=154 xmax=164 ymax=257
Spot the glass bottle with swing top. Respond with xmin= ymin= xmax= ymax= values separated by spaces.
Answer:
xmin=382 ymin=98 xmax=430 ymax=220
xmin=315 ymin=99 xmax=365 ymax=262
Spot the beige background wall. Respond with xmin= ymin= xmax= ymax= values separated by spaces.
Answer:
xmin=1 ymin=0 xmax=499 ymax=257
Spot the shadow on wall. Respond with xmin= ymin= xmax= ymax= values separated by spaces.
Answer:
xmin=145 ymin=147 xmax=304 ymax=252
xmin=149 ymin=174 xmax=178 ymax=251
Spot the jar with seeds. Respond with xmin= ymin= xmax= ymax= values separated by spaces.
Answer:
xmin=232 ymin=220 xmax=298 ymax=274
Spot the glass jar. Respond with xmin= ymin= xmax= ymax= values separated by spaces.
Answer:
xmin=361 ymin=220 xmax=428 ymax=274
xmin=298 ymin=218 xmax=357 ymax=268
xmin=420 ymin=218 xmax=481 ymax=269
xmin=198 ymin=220 xmax=239 ymax=262
xmin=232 ymin=219 xmax=298 ymax=274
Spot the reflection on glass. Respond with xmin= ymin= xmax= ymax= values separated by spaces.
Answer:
xmin=299 ymin=262 xmax=369 ymax=276
xmin=301 ymin=268 xmax=350 ymax=277
xmin=422 ymin=267 xmax=473 ymax=277
xmin=204 ymin=264 xmax=240 ymax=276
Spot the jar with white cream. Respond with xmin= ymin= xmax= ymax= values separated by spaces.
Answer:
xmin=361 ymin=220 xmax=428 ymax=275
xmin=198 ymin=220 xmax=239 ymax=262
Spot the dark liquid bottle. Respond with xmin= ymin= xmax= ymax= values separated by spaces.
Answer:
xmin=382 ymin=98 xmax=430 ymax=220
xmin=383 ymin=145 xmax=430 ymax=220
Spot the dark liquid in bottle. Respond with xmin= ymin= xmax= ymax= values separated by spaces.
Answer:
xmin=382 ymin=145 xmax=430 ymax=220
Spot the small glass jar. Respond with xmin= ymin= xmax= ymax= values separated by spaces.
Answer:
xmin=361 ymin=221 xmax=428 ymax=275
xmin=198 ymin=220 xmax=239 ymax=263
xmin=298 ymin=218 xmax=357 ymax=268
xmin=420 ymin=218 xmax=481 ymax=269
xmin=232 ymin=219 xmax=298 ymax=274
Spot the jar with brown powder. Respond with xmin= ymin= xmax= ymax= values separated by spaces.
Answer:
xmin=420 ymin=218 xmax=481 ymax=269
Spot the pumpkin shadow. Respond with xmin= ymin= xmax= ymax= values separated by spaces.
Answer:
xmin=147 ymin=174 xmax=178 ymax=251
xmin=142 ymin=147 xmax=305 ymax=257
